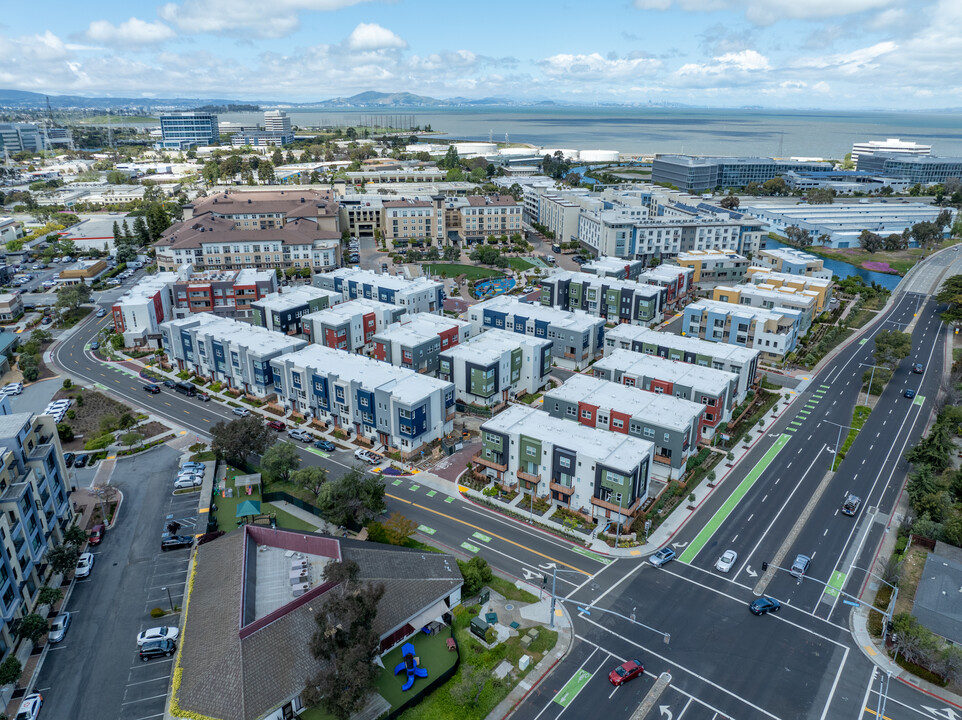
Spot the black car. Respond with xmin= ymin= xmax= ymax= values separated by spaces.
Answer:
xmin=197 ymin=393 xmax=211 ymax=402
xmin=314 ymin=440 xmax=336 ymax=452
xmin=144 ymin=384 xmax=161 ymax=394
xmin=74 ymin=454 xmax=89 ymax=469
xmin=749 ymin=597 xmax=781 ymax=615
xmin=163 ymin=380 xmax=176 ymax=388
xmin=161 ymin=535 xmax=194 ymax=552
xmin=139 ymin=638 xmax=177 ymax=661
xmin=63 ymin=452 xmax=76 ymax=468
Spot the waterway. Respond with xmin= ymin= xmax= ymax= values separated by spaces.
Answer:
xmin=762 ymin=237 xmax=902 ymax=290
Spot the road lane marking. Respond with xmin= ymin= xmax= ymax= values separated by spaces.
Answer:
xmin=409 ymin=484 xmax=419 ymax=491
xmin=553 ymin=668 xmax=593 ymax=708
xmin=679 ymin=434 xmax=791 ymax=563
xmin=417 ymin=525 xmax=436 ymax=535
xmin=472 ymin=531 xmax=492 ymax=543
xmin=824 ymin=570 xmax=846 ymax=598
xmin=460 ymin=541 xmax=480 ymax=553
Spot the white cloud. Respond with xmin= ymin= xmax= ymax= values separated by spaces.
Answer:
xmin=634 ymin=0 xmax=897 ymax=25
xmin=84 ymin=18 xmax=176 ymax=47
xmin=674 ymin=49 xmax=771 ymax=86
xmin=793 ymin=41 xmax=897 ymax=75
xmin=159 ymin=0 xmax=371 ymax=38
xmin=346 ymin=23 xmax=407 ymax=51
xmin=539 ymin=52 xmax=660 ymax=79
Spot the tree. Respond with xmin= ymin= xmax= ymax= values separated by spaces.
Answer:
xmin=783 ymin=225 xmax=813 ymax=247
xmin=145 ymin=202 xmax=172 ymax=240
xmin=106 ymin=170 xmax=128 ymax=185
xmin=440 ymin=145 xmax=459 ymax=170
xmin=260 ymin=442 xmax=301 ymax=484
xmin=56 ymin=423 xmax=74 ymax=442
xmin=382 ymin=512 xmax=417 ymax=546
xmin=290 ymin=466 xmax=328 ymax=500
xmin=37 ymin=586 xmax=63 ymax=608
xmin=202 ymin=161 xmax=221 ymax=188
xmin=719 ymin=195 xmax=740 ymax=210
xmin=938 ymin=274 xmax=962 ymax=325
xmin=457 ymin=556 xmax=493 ymax=597
xmin=257 ymin=160 xmax=275 ymax=184
xmin=806 ymin=188 xmax=835 ymax=205
xmin=911 ymin=220 xmax=942 ymax=249
xmin=133 ymin=216 xmax=151 ymax=246
xmin=19 ymin=353 xmax=39 ymax=382
xmin=302 ymin=561 xmax=384 ymax=719
xmin=118 ymin=412 xmax=137 ymax=431
xmin=55 ymin=283 xmax=92 ymax=312
xmin=63 ymin=524 xmax=88 ymax=546
xmin=761 ymin=177 xmax=787 ymax=196
xmin=211 ymin=416 xmax=274 ymax=467
xmin=120 ymin=432 xmax=143 ymax=449
xmin=271 ymin=149 xmax=284 ymax=165
xmin=16 ymin=613 xmax=48 ymax=644
xmin=316 ymin=467 xmax=386 ymax=528
xmin=872 ymin=329 xmax=912 ymax=368
xmin=858 ymin=229 xmax=883 ymax=253
xmin=48 ymin=542 xmax=79 ymax=575
xmin=451 ymin=662 xmax=489 ymax=707
xmin=116 ymin=242 xmax=136 ymax=264
xmin=0 ymin=655 xmax=22 ymax=686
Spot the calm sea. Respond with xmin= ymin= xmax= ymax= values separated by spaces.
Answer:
xmin=218 ymin=106 xmax=962 ymax=159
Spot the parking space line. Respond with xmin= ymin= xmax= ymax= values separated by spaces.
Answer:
xmin=129 ymin=658 xmax=175 ymax=670
xmin=121 ymin=693 xmax=170 ymax=705
xmin=125 ymin=675 xmax=172 ymax=688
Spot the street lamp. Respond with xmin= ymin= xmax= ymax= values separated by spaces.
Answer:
xmin=162 ymin=586 xmax=174 ymax=613
xmin=823 ymin=420 xmax=854 ymax=471
xmin=859 ymin=362 xmax=888 ymax=406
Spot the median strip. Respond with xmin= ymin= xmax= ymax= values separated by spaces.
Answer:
xmin=679 ymin=434 xmax=791 ymax=564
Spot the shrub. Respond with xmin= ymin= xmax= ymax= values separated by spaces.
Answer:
xmin=84 ymin=432 xmax=115 ymax=451
xmin=62 ymin=379 xmax=72 ymax=389
xmin=150 ymin=608 xmax=165 ymax=618
xmin=484 ymin=626 xmax=497 ymax=644
xmin=57 ymin=423 xmax=74 ymax=441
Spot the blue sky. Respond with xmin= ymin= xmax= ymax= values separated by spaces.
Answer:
xmin=1 ymin=0 xmax=958 ymax=109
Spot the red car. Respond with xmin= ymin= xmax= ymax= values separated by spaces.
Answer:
xmin=88 ymin=523 xmax=105 ymax=546
xmin=267 ymin=420 xmax=285 ymax=431
xmin=608 ymin=659 xmax=644 ymax=686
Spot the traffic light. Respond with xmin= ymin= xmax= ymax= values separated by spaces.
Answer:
xmin=762 ymin=562 xmax=768 ymax=571
xmin=542 ymin=575 xmax=549 ymax=589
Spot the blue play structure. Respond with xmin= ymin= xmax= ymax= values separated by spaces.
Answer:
xmin=394 ymin=642 xmax=428 ymax=691
xmin=474 ymin=277 xmax=515 ymax=299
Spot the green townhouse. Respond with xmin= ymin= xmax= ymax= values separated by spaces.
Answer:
xmin=539 ymin=270 xmax=667 ymax=326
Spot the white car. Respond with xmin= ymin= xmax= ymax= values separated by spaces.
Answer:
xmin=15 ymin=693 xmax=42 ymax=720
xmin=2 ymin=382 xmax=23 ymax=395
xmin=75 ymin=552 xmax=94 ymax=578
xmin=136 ymin=625 xmax=180 ymax=646
xmin=232 ymin=407 xmax=250 ymax=417
xmin=715 ymin=550 xmax=738 ymax=573
xmin=354 ymin=448 xmax=381 ymax=465
xmin=174 ymin=476 xmax=203 ymax=489
xmin=48 ymin=611 xmax=71 ymax=643
xmin=48 ymin=399 xmax=71 ymax=410
xmin=287 ymin=428 xmax=312 ymax=442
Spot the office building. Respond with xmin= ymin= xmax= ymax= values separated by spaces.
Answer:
xmin=300 ymin=299 xmax=406 ymax=353
xmin=538 ymin=271 xmax=666 ymax=326
xmin=651 ymin=155 xmax=831 ymax=193
xmin=681 ymin=299 xmax=801 ymax=362
xmin=476 ymin=404 xmax=654 ymax=526
xmin=270 ymin=345 xmax=456 ymax=456
xmin=264 ymin=110 xmax=293 ymax=135
xmin=314 ymin=268 xmax=444 ymax=315
xmin=674 ymin=250 xmax=750 ymax=284
xmin=852 ymin=138 xmax=931 ymax=167
xmin=466 ymin=296 xmax=605 ymax=369
xmin=0 ymin=123 xmax=44 ymax=154
xmin=372 ymin=314 xmax=472 ymax=374
xmin=161 ymin=314 xmax=308 ymax=397
xmin=229 ymin=131 xmax=294 ymax=148
xmin=745 ymin=268 xmax=833 ymax=313
xmin=543 ymin=374 xmax=704 ymax=478
xmin=0 ymin=401 xmax=75 ymax=659
xmin=855 ymin=153 xmax=962 ymax=186
xmin=580 ymin=257 xmax=646 ymax=281
xmin=251 ymin=286 xmax=343 ymax=335
xmin=438 ymin=329 xmax=552 ymax=407
xmin=157 ymin=112 xmax=219 ymax=150
xmin=754 ymin=247 xmax=832 ymax=279
xmin=712 ymin=284 xmax=817 ymax=335
xmin=592 ymin=349 xmax=737 ymax=435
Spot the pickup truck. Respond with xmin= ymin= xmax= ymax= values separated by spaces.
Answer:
xmin=287 ymin=428 xmax=312 ymax=442
xmin=353 ymin=448 xmax=382 ymax=465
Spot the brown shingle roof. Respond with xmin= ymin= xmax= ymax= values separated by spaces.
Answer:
xmin=188 ymin=190 xmax=337 ymax=219
xmin=176 ymin=527 xmax=462 ymax=720
xmin=154 ymin=216 xmax=340 ymax=251
xmin=466 ymin=194 xmax=517 ymax=207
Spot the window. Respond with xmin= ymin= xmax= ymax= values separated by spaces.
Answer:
xmin=581 ymin=409 xmax=592 ymax=419
xmin=559 ymin=456 xmax=571 ymax=469
xmin=525 ymin=446 xmax=537 ymax=457
xmin=612 ymin=418 xmax=624 ymax=429
xmin=643 ymin=427 xmax=655 ymax=438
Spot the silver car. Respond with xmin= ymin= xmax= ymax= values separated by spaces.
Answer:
xmin=48 ymin=612 xmax=71 ymax=643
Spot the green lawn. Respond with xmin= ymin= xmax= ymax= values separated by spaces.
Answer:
xmin=211 ymin=473 xmax=319 ymax=532
xmin=424 ymin=264 xmax=504 ymax=280
xmin=506 ymin=257 xmax=535 ymax=271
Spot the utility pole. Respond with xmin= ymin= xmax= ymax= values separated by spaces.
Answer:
xmin=858 ymin=362 xmax=888 ymax=405
xmin=824 ymin=420 xmax=854 ymax=471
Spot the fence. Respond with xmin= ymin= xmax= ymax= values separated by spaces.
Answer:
xmin=261 ymin=490 xmax=363 ymax=533
xmin=385 ymin=627 xmax=460 ymax=720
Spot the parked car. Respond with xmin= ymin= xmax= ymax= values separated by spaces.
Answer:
xmin=161 ymin=535 xmax=194 ymax=552
xmin=749 ymin=597 xmax=781 ymax=615
xmin=649 ymin=547 xmax=676 ymax=567
xmin=608 ymin=659 xmax=644 ymax=686
xmin=163 ymin=380 xmax=176 ymax=388
xmin=197 ymin=392 xmax=211 ymax=402
xmin=139 ymin=638 xmax=177 ymax=661
xmin=74 ymin=453 xmax=89 ymax=468
xmin=15 ymin=693 xmax=42 ymax=720
xmin=288 ymin=428 xmax=312 ymax=442
xmin=790 ymin=554 xmax=811 ymax=578
xmin=48 ymin=612 xmax=71 ymax=643
xmin=353 ymin=448 xmax=381 ymax=465
xmin=232 ymin=407 xmax=250 ymax=417
xmin=88 ymin=523 xmax=105 ymax=545
xmin=842 ymin=494 xmax=861 ymax=516
xmin=181 ymin=462 xmax=205 ymax=472
xmin=174 ymin=476 xmax=202 ymax=489
xmin=267 ymin=420 xmax=286 ymax=431
xmin=2 ymin=382 xmax=23 ymax=395
xmin=136 ymin=626 xmax=180 ymax=646
xmin=144 ymin=383 xmax=161 ymax=394
xmin=314 ymin=440 xmax=336 ymax=452
xmin=75 ymin=552 xmax=94 ymax=578
xmin=715 ymin=549 xmax=738 ymax=573
xmin=63 ymin=452 xmax=76 ymax=468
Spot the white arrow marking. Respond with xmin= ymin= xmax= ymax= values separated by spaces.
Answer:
xmin=745 ymin=565 xmax=758 ymax=578
xmin=921 ymin=707 xmax=962 ymax=720
xmin=539 ymin=562 xmax=557 ymax=570
xmin=521 ymin=568 xmax=541 ymax=581
xmin=671 ymin=542 xmax=688 ymax=549
xmin=659 ymin=706 xmax=673 ymax=720
xmin=768 ymin=433 xmax=780 ymax=438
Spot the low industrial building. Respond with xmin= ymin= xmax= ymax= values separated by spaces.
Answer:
xmin=161 ymin=314 xmax=308 ymax=397
xmin=300 ymin=299 xmax=406 ymax=354
xmin=314 ymin=268 xmax=444 ymax=315
xmin=371 ymin=314 xmax=472 ymax=374
xmin=476 ymin=404 xmax=654 ymax=528
xmin=438 ymin=329 xmax=552 ymax=408
xmin=674 ymin=250 xmax=750 ymax=284
xmin=538 ymin=271 xmax=666 ymax=327
xmin=251 ymin=286 xmax=343 ymax=335
xmin=543 ymin=374 xmax=704 ymax=479
xmin=602 ymin=325 xmax=758 ymax=403
xmin=681 ymin=299 xmax=802 ymax=362
xmin=466 ymin=296 xmax=605 ymax=369
xmin=270 ymin=344 xmax=456 ymax=456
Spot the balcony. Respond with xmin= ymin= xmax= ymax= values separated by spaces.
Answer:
xmin=590 ymin=495 xmax=642 ymax=516
xmin=517 ymin=470 xmax=541 ymax=485
xmin=549 ymin=481 xmax=574 ymax=496
xmin=654 ymin=454 xmax=671 ymax=465
xmin=472 ymin=454 xmax=506 ymax=473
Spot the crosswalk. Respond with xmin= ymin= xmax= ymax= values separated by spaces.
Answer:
xmin=785 ymin=384 xmax=829 ymax=434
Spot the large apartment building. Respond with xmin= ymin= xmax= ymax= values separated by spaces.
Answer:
xmin=250 ymin=286 xmax=343 ymax=335
xmin=438 ymin=329 xmax=552 ymax=407
xmin=459 ymin=195 xmax=522 ymax=243
xmin=753 ymin=247 xmax=832 ymax=279
xmin=539 ymin=271 xmax=666 ymax=326
xmin=602 ymin=325 xmax=758 ymax=403
xmin=543 ymin=374 xmax=704 ymax=479
xmin=681 ymin=299 xmax=801 ymax=362
xmin=712 ymin=284 xmax=818 ymax=334
xmin=372 ymin=314 xmax=472 ymax=374
xmin=0 ymin=401 xmax=74 ymax=661
xmin=476 ymin=404 xmax=654 ymax=527
xmin=161 ymin=314 xmax=308 ymax=397
xmin=466 ymin=297 xmax=605 ymax=369
xmin=270 ymin=345 xmax=456 ymax=457
xmin=745 ymin=267 xmax=833 ymax=313
xmin=182 ymin=190 xmax=339 ymax=231
xmin=300 ymin=299 xmax=406 ymax=354
xmin=383 ymin=198 xmax=444 ymax=245
xmin=674 ymin=250 xmax=749 ymax=284
xmin=592 ymin=349 xmax=738 ymax=437
xmin=314 ymin=268 xmax=444 ymax=315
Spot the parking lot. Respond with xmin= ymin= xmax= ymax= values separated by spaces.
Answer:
xmin=33 ymin=445 xmax=199 ymax=720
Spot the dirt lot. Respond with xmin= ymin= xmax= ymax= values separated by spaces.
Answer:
xmin=53 ymin=388 xmax=137 ymax=449
xmin=894 ymin=544 xmax=929 ymax=616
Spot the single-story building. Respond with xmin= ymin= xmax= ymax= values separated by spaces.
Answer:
xmin=0 ymin=293 xmax=24 ymax=322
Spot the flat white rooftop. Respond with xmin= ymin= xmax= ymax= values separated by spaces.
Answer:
xmin=166 ymin=314 xmax=307 ymax=355
xmin=374 ymin=314 xmax=469 ymax=346
xmin=686 ymin=298 xmax=802 ymax=323
xmin=442 ymin=328 xmax=549 ymax=362
xmin=302 ymin=297 xmax=398 ymax=324
xmin=327 ymin=268 xmax=442 ymax=293
xmin=546 ymin=270 xmax=664 ymax=297
xmin=472 ymin=297 xmax=603 ymax=333
xmin=116 ymin=272 xmax=178 ymax=305
xmin=255 ymin=286 xmax=342 ymax=312
xmin=594 ymin=349 xmax=737 ymax=395
xmin=604 ymin=326 xmax=759 ymax=365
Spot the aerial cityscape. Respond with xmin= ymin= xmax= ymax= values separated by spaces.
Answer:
xmin=2 ymin=2 xmax=962 ymax=720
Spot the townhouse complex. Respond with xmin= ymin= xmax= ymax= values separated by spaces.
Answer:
xmin=251 ymin=286 xmax=343 ymax=335
xmin=314 ymin=268 xmax=445 ymax=315
xmin=744 ymin=267 xmax=833 ymax=313
xmin=270 ymin=345 xmax=455 ymax=456
xmin=580 ymin=256 xmax=646 ymax=280
xmin=476 ymin=404 xmax=654 ymax=528
xmin=674 ymin=250 xmax=750 ymax=284
xmin=372 ymin=314 xmax=472 ymax=374
xmin=466 ymin=296 xmax=605 ymax=369
xmin=753 ymin=247 xmax=833 ymax=279
xmin=438 ymin=329 xmax=552 ymax=407
xmin=538 ymin=271 xmax=667 ymax=326
xmin=712 ymin=284 xmax=817 ymax=334
xmin=681 ymin=299 xmax=802 ymax=362
xmin=300 ymin=298 xmax=407 ymax=353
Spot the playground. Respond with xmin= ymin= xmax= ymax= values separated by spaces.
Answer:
xmin=376 ymin=631 xmax=457 ymax=710
xmin=473 ymin=277 xmax=516 ymax=299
